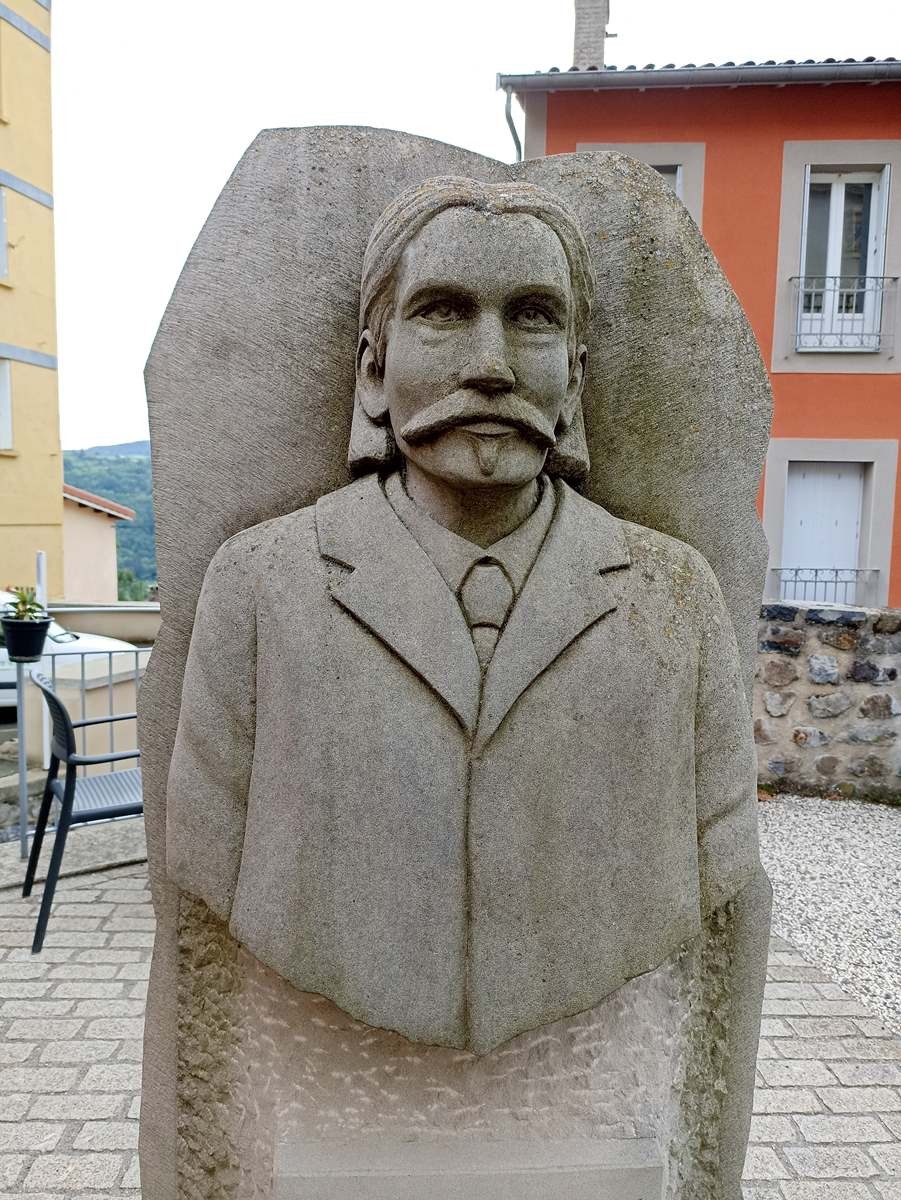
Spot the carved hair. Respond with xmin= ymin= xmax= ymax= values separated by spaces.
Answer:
xmin=360 ymin=176 xmax=596 ymax=370
xmin=350 ymin=175 xmax=596 ymax=480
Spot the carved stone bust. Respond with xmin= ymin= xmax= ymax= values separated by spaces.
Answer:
xmin=142 ymin=132 xmax=772 ymax=1200
xmin=167 ymin=174 xmax=762 ymax=1052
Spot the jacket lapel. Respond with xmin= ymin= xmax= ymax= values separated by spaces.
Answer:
xmin=473 ymin=481 xmax=632 ymax=756
xmin=316 ymin=474 xmax=482 ymax=736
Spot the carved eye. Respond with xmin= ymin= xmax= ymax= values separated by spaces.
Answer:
xmin=419 ymin=299 xmax=465 ymax=324
xmin=513 ymin=304 xmax=555 ymax=328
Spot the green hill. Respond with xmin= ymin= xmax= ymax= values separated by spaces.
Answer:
xmin=75 ymin=439 xmax=150 ymax=458
xmin=63 ymin=449 xmax=156 ymax=589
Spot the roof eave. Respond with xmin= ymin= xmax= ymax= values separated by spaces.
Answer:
xmin=62 ymin=484 xmax=135 ymax=522
xmin=497 ymin=62 xmax=901 ymax=93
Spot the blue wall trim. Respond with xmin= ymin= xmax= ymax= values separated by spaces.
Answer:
xmin=0 ymin=3 xmax=50 ymax=50
xmin=0 ymin=343 xmax=57 ymax=370
xmin=0 ymin=169 xmax=52 ymax=209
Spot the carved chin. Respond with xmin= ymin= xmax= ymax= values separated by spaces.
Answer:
xmin=460 ymin=430 xmax=515 ymax=477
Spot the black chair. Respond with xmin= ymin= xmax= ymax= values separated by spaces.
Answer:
xmin=25 ymin=671 xmax=142 ymax=953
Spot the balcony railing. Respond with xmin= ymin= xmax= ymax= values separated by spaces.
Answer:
xmin=792 ymin=275 xmax=897 ymax=352
xmin=768 ymin=567 xmax=880 ymax=607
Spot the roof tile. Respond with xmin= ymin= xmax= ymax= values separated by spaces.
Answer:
xmin=527 ymin=55 xmax=898 ymax=74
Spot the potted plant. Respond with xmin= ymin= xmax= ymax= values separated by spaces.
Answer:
xmin=1 ymin=586 xmax=51 ymax=663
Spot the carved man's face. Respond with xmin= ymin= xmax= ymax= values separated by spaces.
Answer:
xmin=358 ymin=207 xmax=586 ymax=491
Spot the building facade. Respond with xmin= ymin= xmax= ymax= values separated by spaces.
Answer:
xmin=62 ymin=484 xmax=134 ymax=603
xmin=0 ymin=0 xmax=63 ymax=598
xmin=499 ymin=58 xmax=901 ymax=606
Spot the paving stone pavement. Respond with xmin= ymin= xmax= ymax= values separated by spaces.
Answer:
xmin=0 ymin=818 xmax=899 ymax=1197
xmin=0 ymin=857 xmax=147 ymax=1198
xmin=744 ymin=932 xmax=901 ymax=1199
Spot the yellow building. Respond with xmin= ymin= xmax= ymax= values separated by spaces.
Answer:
xmin=0 ymin=0 xmax=64 ymax=598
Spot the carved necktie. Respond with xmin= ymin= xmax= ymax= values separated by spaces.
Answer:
xmin=459 ymin=559 xmax=515 ymax=670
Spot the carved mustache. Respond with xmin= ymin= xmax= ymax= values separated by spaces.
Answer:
xmin=398 ymin=391 xmax=557 ymax=450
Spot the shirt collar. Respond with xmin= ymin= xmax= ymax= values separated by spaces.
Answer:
xmin=383 ymin=469 xmax=556 ymax=598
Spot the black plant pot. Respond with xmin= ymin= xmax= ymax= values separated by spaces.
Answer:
xmin=1 ymin=618 xmax=50 ymax=663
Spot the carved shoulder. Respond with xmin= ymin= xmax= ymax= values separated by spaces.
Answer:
xmin=618 ymin=519 xmax=730 ymax=636
xmin=202 ymin=505 xmax=320 ymax=592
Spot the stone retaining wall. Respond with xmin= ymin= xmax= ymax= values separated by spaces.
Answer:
xmin=754 ymin=601 xmax=901 ymax=803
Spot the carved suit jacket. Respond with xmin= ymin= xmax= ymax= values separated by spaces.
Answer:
xmin=166 ymin=472 xmax=760 ymax=1054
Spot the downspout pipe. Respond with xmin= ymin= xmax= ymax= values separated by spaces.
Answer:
xmin=504 ymin=87 xmax=522 ymax=163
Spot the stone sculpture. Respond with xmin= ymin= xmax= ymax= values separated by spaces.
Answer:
xmin=141 ymin=129 xmax=773 ymax=1200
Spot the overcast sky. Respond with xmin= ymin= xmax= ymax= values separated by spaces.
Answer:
xmin=51 ymin=0 xmax=901 ymax=449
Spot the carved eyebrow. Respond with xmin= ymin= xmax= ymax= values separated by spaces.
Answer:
xmin=400 ymin=282 xmax=477 ymax=317
xmin=400 ymin=281 xmax=570 ymax=320
xmin=506 ymin=285 xmax=570 ymax=314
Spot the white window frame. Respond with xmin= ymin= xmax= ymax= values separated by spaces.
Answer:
xmin=763 ymin=438 xmax=899 ymax=606
xmin=651 ymin=164 xmax=684 ymax=199
xmin=796 ymin=166 xmax=891 ymax=352
xmin=772 ymin=140 xmax=901 ymax=375
xmin=0 ymin=360 xmax=12 ymax=450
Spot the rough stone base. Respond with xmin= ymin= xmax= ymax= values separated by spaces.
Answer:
xmin=170 ymin=895 xmax=753 ymax=1200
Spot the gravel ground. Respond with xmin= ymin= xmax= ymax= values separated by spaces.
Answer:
xmin=758 ymin=793 xmax=901 ymax=1034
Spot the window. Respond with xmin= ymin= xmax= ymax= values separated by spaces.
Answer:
xmin=777 ymin=461 xmax=870 ymax=602
xmin=796 ymin=166 xmax=891 ymax=351
xmin=651 ymin=164 xmax=682 ymax=199
xmin=763 ymin=439 xmax=899 ymax=608
xmin=0 ymin=360 xmax=11 ymax=449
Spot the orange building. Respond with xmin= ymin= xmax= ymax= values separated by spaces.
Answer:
xmin=499 ymin=57 xmax=901 ymax=606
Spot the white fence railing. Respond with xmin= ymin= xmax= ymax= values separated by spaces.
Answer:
xmin=792 ymin=275 xmax=897 ymax=352
xmin=767 ymin=567 xmax=880 ymax=607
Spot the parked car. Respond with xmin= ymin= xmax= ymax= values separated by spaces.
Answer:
xmin=0 ymin=590 xmax=138 ymax=703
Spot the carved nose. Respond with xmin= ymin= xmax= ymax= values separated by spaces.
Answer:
xmin=462 ymin=315 xmax=515 ymax=393
xmin=463 ymin=362 xmax=516 ymax=393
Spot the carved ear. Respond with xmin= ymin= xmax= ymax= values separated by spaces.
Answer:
xmin=356 ymin=331 xmax=389 ymax=422
xmin=546 ymin=346 xmax=590 ymax=482
xmin=348 ymin=330 xmax=397 ymax=474
xmin=561 ymin=344 xmax=587 ymax=429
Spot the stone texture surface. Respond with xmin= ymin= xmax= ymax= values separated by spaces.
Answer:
xmin=142 ymin=129 xmax=772 ymax=1198
xmin=274 ymin=1137 xmax=663 ymax=1199
xmin=755 ymin=603 xmax=901 ymax=801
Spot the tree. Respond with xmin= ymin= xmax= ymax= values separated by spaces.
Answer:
xmin=117 ymin=569 xmax=149 ymax=601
